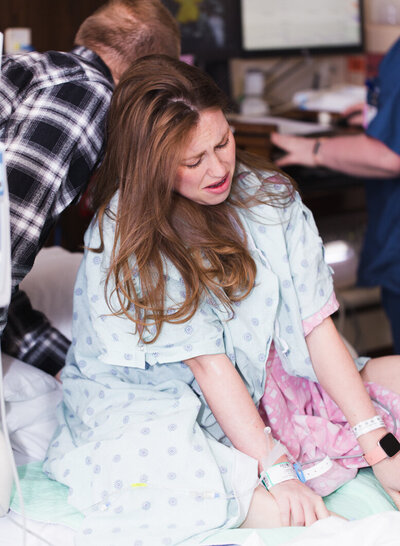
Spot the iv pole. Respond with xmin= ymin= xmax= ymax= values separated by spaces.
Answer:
xmin=0 ymin=30 xmax=14 ymax=517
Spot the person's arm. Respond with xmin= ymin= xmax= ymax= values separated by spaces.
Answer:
xmin=2 ymin=77 xmax=110 ymax=373
xmin=186 ymin=353 xmax=273 ymax=463
xmin=1 ymin=289 xmax=69 ymax=376
xmin=185 ymin=353 xmax=329 ymax=526
xmin=306 ymin=316 xmax=400 ymax=508
xmin=271 ymin=132 xmax=400 ymax=178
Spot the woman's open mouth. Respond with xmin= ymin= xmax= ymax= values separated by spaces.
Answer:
xmin=205 ymin=175 xmax=230 ymax=194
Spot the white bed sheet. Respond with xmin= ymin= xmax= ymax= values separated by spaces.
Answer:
xmin=1 ymin=247 xmax=81 ymax=545
xmin=0 ymin=512 xmax=75 ymax=546
xmin=2 ymin=355 xmax=75 ymax=545
xmin=1 ymin=247 xmax=400 ymax=546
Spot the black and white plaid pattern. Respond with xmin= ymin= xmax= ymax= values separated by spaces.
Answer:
xmin=1 ymin=288 xmax=70 ymax=376
xmin=0 ymin=46 xmax=114 ymax=374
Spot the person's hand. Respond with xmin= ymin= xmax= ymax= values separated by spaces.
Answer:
xmin=270 ymin=133 xmax=317 ymax=168
xmin=372 ymin=455 xmax=400 ymax=509
xmin=269 ymin=478 xmax=329 ymax=526
xmin=340 ymin=102 xmax=365 ymax=126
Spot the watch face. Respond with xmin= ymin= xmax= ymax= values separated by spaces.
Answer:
xmin=379 ymin=433 xmax=400 ymax=457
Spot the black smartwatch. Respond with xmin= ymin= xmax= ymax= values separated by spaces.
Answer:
xmin=364 ymin=432 xmax=400 ymax=465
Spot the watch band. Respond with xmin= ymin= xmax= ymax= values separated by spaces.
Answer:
xmin=364 ymin=432 xmax=400 ymax=466
xmin=364 ymin=443 xmax=388 ymax=466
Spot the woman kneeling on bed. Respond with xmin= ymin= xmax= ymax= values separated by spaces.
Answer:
xmin=44 ymin=55 xmax=400 ymax=546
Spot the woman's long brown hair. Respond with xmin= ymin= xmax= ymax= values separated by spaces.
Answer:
xmin=91 ymin=55 xmax=295 ymax=342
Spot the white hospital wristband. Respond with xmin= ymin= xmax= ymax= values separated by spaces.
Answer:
xmin=260 ymin=462 xmax=298 ymax=491
xmin=352 ymin=415 xmax=385 ymax=439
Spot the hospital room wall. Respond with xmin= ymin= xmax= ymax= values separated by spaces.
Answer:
xmin=0 ymin=0 xmax=105 ymax=53
xmin=229 ymin=0 xmax=400 ymax=109
xmin=1 ymin=1 xmax=396 ymax=111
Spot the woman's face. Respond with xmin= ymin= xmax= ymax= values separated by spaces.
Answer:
xmin=175 ymin=108 xmax=236 ymax=206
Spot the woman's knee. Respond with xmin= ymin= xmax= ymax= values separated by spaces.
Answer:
xmin=360 ymin=355 xmax=400 ymax=392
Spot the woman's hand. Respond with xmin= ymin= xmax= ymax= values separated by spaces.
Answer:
xmin=372 ymin=456 xmax=400 ymax=509
xmin=269 ymin=478 xmax=329 ymax=526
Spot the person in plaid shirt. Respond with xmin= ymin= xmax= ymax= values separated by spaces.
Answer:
xmin=0 ymin=0 xmax=180 ymax=376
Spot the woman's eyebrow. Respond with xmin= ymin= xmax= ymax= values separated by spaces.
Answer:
xmin=221 ymin=128 xmax=230 ymax=139
xmin=217 ymin=128 xmax=230 ymax=143
xmin=182 ymin=128 xmax=231 ymax=162
xmin=183 ymin=150 xmax=204 ymax=162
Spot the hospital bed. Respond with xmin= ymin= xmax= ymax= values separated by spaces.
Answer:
xmin=1 ymin=246 xmax=400 ymax=546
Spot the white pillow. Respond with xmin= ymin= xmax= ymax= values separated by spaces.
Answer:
xmin=20 ymin=246 xmax=83 ymax=340
xmin=1 ymin=247 xmax=82 ymax=462
xmin=2 ymin=353 xmax=58 ymax=402
xmin=2 ymin=354 xmax=62 ymax=463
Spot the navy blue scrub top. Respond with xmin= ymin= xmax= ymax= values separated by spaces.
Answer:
xmin=358 ymin=38 xmax=400 ymax=294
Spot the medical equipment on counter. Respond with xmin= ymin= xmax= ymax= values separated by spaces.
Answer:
xmin=240 ymin=69 xmax=269 ymax=117
xmin=292 ymin=84 xmax=366 ymax=114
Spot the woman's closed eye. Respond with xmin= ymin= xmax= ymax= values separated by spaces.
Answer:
xmin=183 ymin=134 xmax=230 ymax=169
xmin=216 ymin=137 xmax=229 ymax=150
xmin=185 ymin=157 xmax=202 ymax=169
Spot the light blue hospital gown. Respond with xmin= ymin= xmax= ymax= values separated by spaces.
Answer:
xmin=44 ymin=169 xmax=363 ymax=545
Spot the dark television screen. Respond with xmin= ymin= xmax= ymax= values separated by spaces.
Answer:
xmin=161 ymin=0 xmax=241 ymax=62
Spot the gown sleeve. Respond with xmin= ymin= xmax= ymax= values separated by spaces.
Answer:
xmin=283 ymin=192 xmax=337 ymax=323
xmin=136 ymin=272 xmax=227 ymax=367
xmin=81 ymin=219 xmax=226 ymax=370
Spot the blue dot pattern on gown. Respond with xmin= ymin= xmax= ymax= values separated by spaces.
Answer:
xmin=44 ymin=168 xmax=356 ymax=545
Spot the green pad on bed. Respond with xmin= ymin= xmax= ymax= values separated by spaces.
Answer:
xmin=11 ymin=462 xmax=84 ymax=529
xmin=10 ymin=462 xmax=397 ymax=540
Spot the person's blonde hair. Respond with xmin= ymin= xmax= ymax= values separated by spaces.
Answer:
xmin=75 ymin=0 xmax=180 ymax=80
xmin=92 ymin=55 xmax=295 ymax=342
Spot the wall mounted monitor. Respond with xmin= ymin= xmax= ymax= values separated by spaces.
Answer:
xmin=240 ymin=0 xmax=364 ymax=57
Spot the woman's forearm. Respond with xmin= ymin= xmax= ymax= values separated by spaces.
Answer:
xmin=185 ymin=353 xmax=276 ymax=469
xmin=313 ymin=134 xmax=400 ymax=178
xmin=185 ymin=354 xmax=332 ymax=523
xmin=306 ymin=317 xmax=386 ymax=453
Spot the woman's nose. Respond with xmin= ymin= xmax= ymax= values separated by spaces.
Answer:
xmin=207 ymin=153 xmax=225 ymax=177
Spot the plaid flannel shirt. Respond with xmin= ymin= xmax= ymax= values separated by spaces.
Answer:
xmin=0 ymin=46 xmax=114 ymax=374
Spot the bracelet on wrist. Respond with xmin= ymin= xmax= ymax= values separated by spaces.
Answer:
xmin=352 ymin=415 xmax=385 ymax=439
xmin=260 ymin=428 xmax=333 ymax=490
xmin=260 ymin=461 xmax=298 ymax=490
xmin=312 ymin=138 xmax=322 ymax=166
xmin=260 ymin=456 xmax=335 ymax=490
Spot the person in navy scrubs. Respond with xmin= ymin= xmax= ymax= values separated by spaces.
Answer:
xmin=271 ymin=38 xmax=400 ymax=354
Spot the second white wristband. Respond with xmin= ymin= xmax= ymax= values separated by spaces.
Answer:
xmin=352 ymin=415 xmax=385 ymax=439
